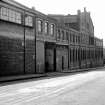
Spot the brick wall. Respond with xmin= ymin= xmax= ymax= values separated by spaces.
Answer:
xmin=0 ymin=21 xmax=35 ymax=76
xmin=36 ymin=40 xmax=45 ymax=73
xmin=56 ymin=46 xmax=68 ymax=72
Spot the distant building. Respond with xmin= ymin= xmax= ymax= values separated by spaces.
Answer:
xmin=48 ymin=8 xmax=94 ymax=36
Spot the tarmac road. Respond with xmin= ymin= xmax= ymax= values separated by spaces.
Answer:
xmin=0 ymin=69 xmax=105 ymax=105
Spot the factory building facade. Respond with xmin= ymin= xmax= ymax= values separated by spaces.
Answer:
xmin=0 ymin=0 xmax=103 ymax=77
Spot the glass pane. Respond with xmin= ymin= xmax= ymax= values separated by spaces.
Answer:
xmin=1 ymin=7 xmax=8 ymax=20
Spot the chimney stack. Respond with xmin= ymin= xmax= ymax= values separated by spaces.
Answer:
xmin=77 ymin=10 xmax=81 ymax=15
xmin=84 ymin=7 xmax=86 ymax=12
xmin=32 ymin=6 xmax=35 ymax=10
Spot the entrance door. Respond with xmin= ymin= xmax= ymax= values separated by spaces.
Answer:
xmin=45 ymin=49 xmax=54 ymax=72
xmin=62 ymin=56 xmax=64 ymax=70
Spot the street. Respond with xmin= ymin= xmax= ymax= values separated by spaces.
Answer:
xmin=0 ymin=69 xmax=105 ymax=105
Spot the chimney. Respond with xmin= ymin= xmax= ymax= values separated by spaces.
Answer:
xmin=84 ymin=7 xmax=86 ymax=12
xmin=32 ymin=6 xmax=35 ymax=10
xmin=77 ymin=10 xmax=81 ymax=15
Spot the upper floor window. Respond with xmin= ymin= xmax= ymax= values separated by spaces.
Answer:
xmin=0 ymin=7 xmax=21 ymax=24
xmin=62 ymin=31 xmax=64 ymax=40
xmin=15 ymin=12 xmax=21 ymax=24
xmin=69 ymin=33 xmax=71 ymax=42
xmin=66 ymin=32 xmax=69 ymax=41
xmin=57 ymin=30 xmax=60 ymax=40
xmin=45 ymin=22 xmax=49 ymax=34
xmin=37 ymin=20 xmax=43 ymax=32
xmin=50 ymin=24 xmax=54 ymax=35
xmin=78 ymin=36 xmax=80 ymax=43
xmin=25 ymin=15 xmax=33 ymax=27
xmin=8 ymin=9 xmax=15 ymax=23
xmin=1 ymin=7 xmax=8 ymax=20
xmin=76 ymin=36 xmax=78 ymax=43
xmin=73 ymin=34 xmax=75 ymax=43
xmin=87 ymin=23 xmax=89 ymax=30
xmin=70 ymin=34 xmax=72 ymax=42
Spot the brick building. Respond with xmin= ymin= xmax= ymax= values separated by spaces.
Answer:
xmin=48 ymin=7 xmax=103 ymax=69
xmin=0 ymin=0 xmax=103 ymax=77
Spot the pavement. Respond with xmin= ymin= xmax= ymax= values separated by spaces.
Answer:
xmin=0 ymin=66 xmax=105 ymax=83
xmin=0 ymin=73 xmax=46 ymax=83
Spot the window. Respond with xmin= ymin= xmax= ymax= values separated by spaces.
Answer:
xmin=45 ymin=22 xmax=48 ymax=34
xmin=71 ymin=49 xmax=73 ymax=62
xmin=57 ymin=30 xmax=60 ymax=40
xmin=77 ymin=49 xmax=80 ymax=61
xmin=25 ymin=15 xmax=33 ymax=26
xmin=73 ymin=34 xmax=75 ymax=43
xmin=1 ymin=7 xmax=8 ymax=20
xmin=16 ymin=12 xmax=21 ymax=24
xmin=62 ymin=31 xmax=64 ymax=40
xmin=87 ymin=23 xmax=89 ymax=30
xmin=76 ymin=49 xmax=78 ymax=61
xmin=66 ymin=32 xmax=69 ymax=41
xmin=8 ymin=9 xmax=13 ymax=22
xmin=76 ymin=36 xmax=78 ymax=43
xmin=71 ymin=34 xmax=73 ymax=42
xmin=81 ymin=49 xmax=83 ymax=60
xmin=78 ymin=36 xmax=80 ymax=44
xmin=70 ymin=33 xmax=72 ymax=42
xmin=37 ymin=20 xmax=43 ymax=32
xmin=50 ymin=24 xmax=54 ymax=35
xmin=73 ymin=49 xmax=75 ymax=62
xmin=0 ymin=7 xmax=22 ymax=24
xmin=70 ymin=48 xmax=71 ymax=62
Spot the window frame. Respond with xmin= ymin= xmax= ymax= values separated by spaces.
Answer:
xmin=57 ymin=29 xmax=61 ymax=40
xmin=61 ymin=30 xmax=65 ymax=40
xmin=25 ymin=15 xmax=33 ymax=27
xmin=37 ymin=19 xmax=43 ymax=33
xmin=44 ymin=21 xmax=49 ymax=34
xmin=50 ymin=24 xmax=54 ymax=35
xmin=66 ymin=31 xmax=69 ymax=41
xmin=0 ymin=6 xmax=22 ymax=24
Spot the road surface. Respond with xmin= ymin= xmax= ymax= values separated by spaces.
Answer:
xmin=0 ymin=69 xmax=105 ymax=105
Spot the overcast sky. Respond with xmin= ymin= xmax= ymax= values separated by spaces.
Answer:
xmin=16 ymin=0 xmax=105 ymax=46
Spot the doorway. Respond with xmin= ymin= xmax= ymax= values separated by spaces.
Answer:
xmin=62 ymin=56 xmax=64 ymax=70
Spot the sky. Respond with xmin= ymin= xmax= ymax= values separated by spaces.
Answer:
xmin=16 ymin=0 xmax=105 ymax=46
